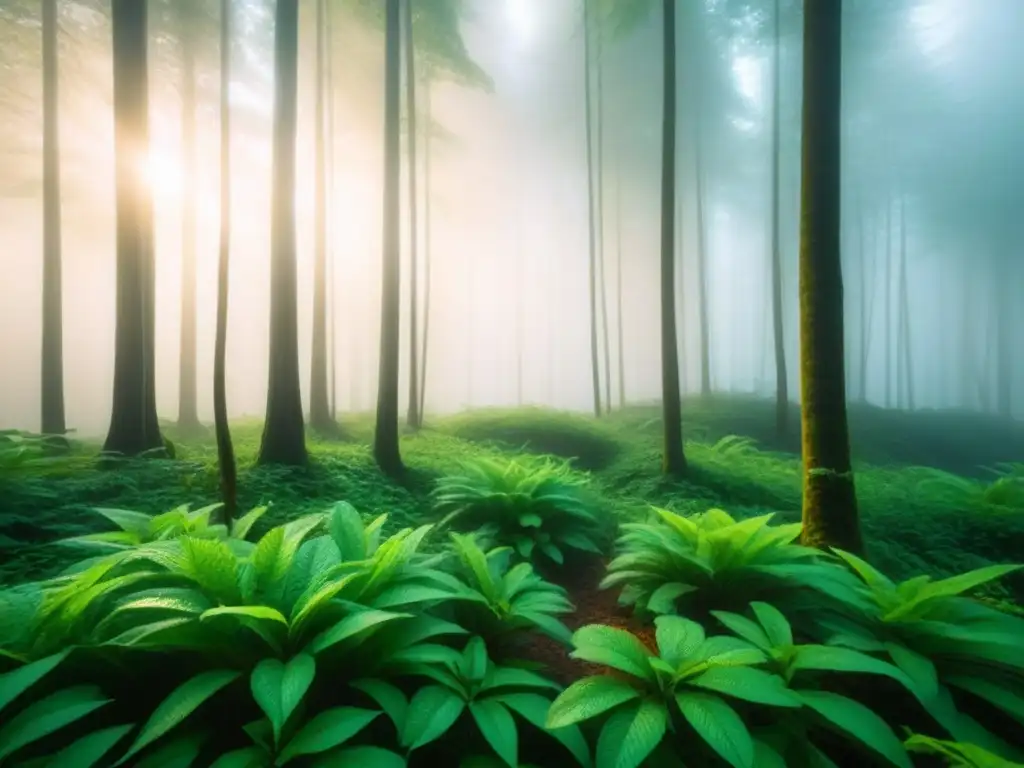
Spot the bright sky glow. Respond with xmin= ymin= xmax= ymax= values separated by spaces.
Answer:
xmin=505 ymin=0 xmax=538 ymax=46
xmin=141 ymin=150 xmax=182 ymax=200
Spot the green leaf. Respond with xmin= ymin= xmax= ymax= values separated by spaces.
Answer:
xmin=571 ymin=625 xmax=655 ymax=681
xmin=0 ymin=650 xmax=69 ymax=715
xmin=676 ymin=692 xmax=755 ymax=768
xmin=945 ymin=675 xmax=1024 ymax=725
xmin=200 ymin=605 xmax=289 ymax=626
xmin=710 ymin=611 xmax=771 ymax=651
xmin=401 ymin=684 xmax=467 ymax=750
xmin=687 ymin=667 xmax=800 ymax=707
xmin=328 ymin=501 xmax=370 ymax=562
xmin=277 ymin=706 xmax=381 ymax=764
xmin=0 ymin=685 xmax=112 ymax=761
xmin=209 ymin=746 xmax=269 ymax=768
xmin=493 ymin=693 xmax=592 ymax=767
xmin=93 ymin=507 xmax=153 ymax=535
xmin=792 ymin=645 xmax=908 ymax=685
xmin=351 ymin=678 xmax=408 ymax=732
xmin=230 ymin=506 xmax=268 ymax=541
xmin=251 ymin=654 xmax=316 ymax=744
xmin=749 ymin=603 xmax=793 ymax=648
xmin=461 ymin=636 xmax=490 ymax=685
xmin=884 ymin=643 xmax=938 ymax=700
xmin=309 ymin=746 xmax=407 ymax=767
xmin=796 ymin=690 xmax=912 ymax=768
xmin=469 ymin=699 xmax=518 ymax=767
xmin=595 ymin=698 xmax=668 ymax=768
xmin=115 ymin=669 xmax=240 ymax=765
xmin=546 ymin=676 xmax=641 ymax=729
xmin=45 ymin=723 xmax=134 ymax=768
xmin=307 ymin=609 xmax=411 ymax=655
xmin=519 ymin=513 xmax=543 ymax=528
xmin=646 ymin=582 xmax=696 ymax=615
xmin=654 ymin=615 xmax=705 ymax=669
xmin=133 ymin=730 xmax=208 ymax=768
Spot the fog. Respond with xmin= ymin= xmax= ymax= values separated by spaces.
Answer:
xmin=0 ymin=0 xmax=1020 ymax=438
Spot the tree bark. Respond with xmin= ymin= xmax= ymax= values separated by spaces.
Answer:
xmin=615 ymin=151 xmax=626 ymax=408
xmin=660 ymin=0 xmax=686 ymax=477
xmin=404 ymin=0 xmax=422 ymax=429
xmin=582 ymin=0 xmax=602 ymax=417
xmin=373 ymin=0 xmax=404 ymax=476
xmin=595 ymin=21 xmax=611 ymax=414
xmin=213 ymin=0 xmax=237 ymax=524
xmin=104 ymin=0 xmax=164 ymax=457
xmin=257 ymin=0 xmax=307 ymax=465
xmin=770 ymin=0 xmax=787 ymax=434
xmin=177 ymin=0 xmax=201 ymax=433
xmin=418 ymin=73 xmax=432 ymax=420
xmin=798 ymin=0 xmax=863 ymax=555
xmin=41 ymin=0 xmax=66 ymax=437
xmin=309 ymin=0 xmax=335 ymax=434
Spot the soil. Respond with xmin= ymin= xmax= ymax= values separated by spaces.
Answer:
xmin=516 ymin=557 xmax=657 ymax=685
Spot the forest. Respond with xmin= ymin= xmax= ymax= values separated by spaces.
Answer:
xmin=0 ymin=0 xmax=1022 ymax=766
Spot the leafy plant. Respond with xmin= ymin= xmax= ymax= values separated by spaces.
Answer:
xmin=389 ymin=635 xmax=590 ymax=767
xmin=600 ymin=507 xmax=866 ymax=625
xmin=545 ymin=617 xmax=804 ymax=768
xmin=824 ymin=551 xmax=1024 ymax=759
xmin=432 ymin=457 xmax=606 ymax=567
xmin=916 ymin=464 xmax=1024 ymax=512
xmin=443 ymin=533 xmax=574 ymax=648
xmin=904 ymin=733 xmax=1024 ymax=768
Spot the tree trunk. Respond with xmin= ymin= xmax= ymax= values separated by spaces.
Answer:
xmin=883 ymin=192 xmax=892 ymax=408
xmin=582 ymin=0 xmax=602 ymax=417
xmin=403 ymin=0 xmax=422 ymax=429
xmin=257 ymin=0 xmax=307 ymax=465
xmin=615 ymin=152 xmax=626 ymax=408
xmin=213 ymin=0 xmax=237 ymax=524
xmin=41 ymin=0 xmax=66 ymax=437
xmin=995 ymin=253 xmax=1012 ymax=417
xmin=898 ymin=195 xmax=914 ymax=410
xmin=694 ymin=139 xmax=711 ymax=397
xmin=373 ymin=0 xmax=404 ymax=475
xmin=104 ymin=0 xmax=164 ymax=457
xmin=309 ymin=0 xmax=335 ymax=434
xmin=798 ymin=0 xmax=862 ymax=555
xmin=660 ymin=0 xmax=686 ymax=477
xmin=770 ymin=0 xmax=787 ymax=434
xmin=177 ymin=1 xmax=201 ymax=433
xmin=418 ymin=73 xmax=432 ymax=419
xmin=326 ymin=0 xmax=337 ymax=419
xmin=595 ymin=23 xmax=611 ymax=414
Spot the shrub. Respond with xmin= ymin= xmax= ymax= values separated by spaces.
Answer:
xmin=433 ymin=458 xmax=607 ymax=567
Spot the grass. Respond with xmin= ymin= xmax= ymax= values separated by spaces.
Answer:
xmin=1 ymin=395 xmax=1022 ymax=607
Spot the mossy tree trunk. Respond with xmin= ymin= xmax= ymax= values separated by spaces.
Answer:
xmin=258 ymin=0 xmax=307 ymax=466
xmin=41 ymin=0 xmax=66 ymax=437
xmin=798 ymin=0 xmax=863 ymax=555
xmin=104 ymin=0 xmax=164 ymax=458
xmin=660 ymin=0 xmax=686 ymax=477
xmin=373 ymin=0 xmax=404 ymax=477
xmin=213 ymin=0 xmax=236 ymax=524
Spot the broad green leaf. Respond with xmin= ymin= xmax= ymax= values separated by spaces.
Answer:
xmin=647 ymin=583 xmax=696 ymax=615
xmin=479 ymin=666 xmax=562 ymax=693
xmin=687 ymin=667 xmax=800 ymax=707
xmin=277 ymin=706 xmax=381 ymax=763
xmin=461 ymin=636 xmax=490 ymax=684
xmin=886 ymin=564 xmax=1022 ymax=621
xmin=45 ymin=723 xmax=134 ymax=768
xmin=832 ymin=549 xmax=895 ymax=593
xmin=401 ymin=685 xmax=467 ymax=750
xmin=797 ymin=690 xmax=912 ymax=768
xmin=571 ymin=625 xmax=655 ymax=681
xmin=309 ymin=745 xmax=407 ymax=767
xmin=945 ymin=675 xmax=1024 ymax=724
xmin=654 ymin=615 xmax=705 ymax=669
xmin=93 ymin=507 xmax=153 ymax=535
xmin=200 ymin=605 xmax=289 ymax=626
xmin=753 ymin=739 xmax=788 ymax=768
xmin=710 ymin=611 xmax=771 ymax=651
xmin=676 ymin=692 xmax=755 ymax=768
xmin=231 ymin=506 xmax=268 ymax=541
xmin=792 ymin=645 xmax=908 ymax=686
xmin=451 ymin=533 xmax=500 ymax=603
xmin=493 ymin=693 xmax=592 ymax=767
xmin=749 ymin=603 xmax=793 ymax=648
xmin=0 ymin=685 xmax=112 ymax=761
xmin=595 ymin=699 xmax=668 ymax=768
xmin=209 ymin=746 xmax=268 ymax=768
xmin=884 ymin=643 xmax=938 ymax=700
xmin=351 ymin=679 xmax=408 ymax=731
xmin=328 ymin=501 xmax=369 ymax=562
xmin=0 ymin=650 xmax=69 ymax=714
xmin=307 ymin=609 xmax=411 ymax=655
xmin=546 ymin=676 xmax=641 ymax=729
xmin=132 ymin=730 xmax=208 ymax=768
xmin=115 ymin=669 xmax=240 ymax=765
xmin=469 ymin=699 xmax=518 ymax=767
xmin=251 ymin=654 xmax=316 ymax=744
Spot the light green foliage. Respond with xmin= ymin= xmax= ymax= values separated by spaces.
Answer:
xmin=600 ymin=506 xmax=865 ymax=625
xmin=904 ymin=734 xmax=1024 ymax=768
xmin=916 ymin=464 xmax=1024 ymax=513
xmin=433 ymin=457 xmax=607 ymax=567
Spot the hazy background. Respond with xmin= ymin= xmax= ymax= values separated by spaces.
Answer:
xmin=0 ymin=0 xmax=1020 ymax=437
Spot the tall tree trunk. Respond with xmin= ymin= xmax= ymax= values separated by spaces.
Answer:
xmin=213 ymin=0 xmax=236 ymax=523
xmin=994 ymin=254 xmax=1012 ymax=417
xmin=258 ymin=0 xmax=307 ymax=465
xmin=856 ymin=198 xmax=870 ymax=401
xmin=177 ymin=1 xmax=201 ymax=433
xmin=615 ymin=151 xmax=626 ymax=408
xmin=418 ymin=73 xmax=432 ymax=419
xmin=660 ymin=0 xmax=686 ymax=476
xmin=309 ymin=0 xmax=335 ymax=433
xmin=898 ymin=195 xmax=914 ymax=410
xmin=104 ymin=0 xmax=163 ymax=457
xmin=41 ymin=0 xmax=66 ymax=437
xmin=374 ymin=0 xmax=404 ymax=475
xmin=770 ymin=0 xmax=787 ymax=433
xmin=798 ymin=0 xmax=862 ymax=555
xmin=883 ymin=192 xmax=892 ymax=408
xmin=404 ymin=0 xmax=422 ymax=429
xmin=326 ymin=0 xmax=337 ymax=419
xmin=595 ymin=23 xmax=611 ymax=414
xmin=694 ymin=143 xmax=711 ymax=397
xmin=582 ymin=0 xmax=602 ymax=417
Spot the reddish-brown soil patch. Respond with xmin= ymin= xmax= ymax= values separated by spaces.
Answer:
xmin=516 ymin=559 xmax=656 ymax=685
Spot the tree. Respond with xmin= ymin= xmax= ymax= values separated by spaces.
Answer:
xmin=583 ymin=0 xmax=602 ymax=417
xmin=373 ymin=0 xmax=404 ymax=476
xmin=308 ymin=0 xmax=337 ymax=435
xmin=40 ymin=0 xmax=65 ymax=437
xmin=104 ymin=0 xmax=164 ymax=457
xmin=257 ymin=0 xmax=307 ymax=465
xmin=417 ymin=71 xmax=434 ymax=421
xmin=176 ymin=0 xmax=202 ymax=434
xmin=797 ymin=0 xmax=863 ymax=555
xmin=769 ymin=0 xmax=788 ymax=435
xmin=213 ymin=0 xmax=236 ymax=523
xmin=659 ymin=0 xmax=686 ymax=477
xmin=404 ymin=0 xmax=422 ymax=430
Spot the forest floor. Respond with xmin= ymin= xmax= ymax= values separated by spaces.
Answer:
xmin=2 ymin=394 xmax=1023 ymax=608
